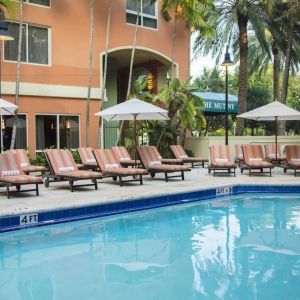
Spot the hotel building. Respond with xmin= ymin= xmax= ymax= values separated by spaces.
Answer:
xmin=2 ymin=0 xmax=189 ymax=156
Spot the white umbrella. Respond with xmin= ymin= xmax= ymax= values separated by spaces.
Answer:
xmin=238 ymin=101 xmax=300 ymax=161
xmin=0 ymin=98 xmax=18 ymax=115
xmin=95 ymin=98 xmax=169 ymax=161
xmin=0 ymin=98 xmax=18 ymax=152
xmin=95 ymin=98 xmax=169 ymax=121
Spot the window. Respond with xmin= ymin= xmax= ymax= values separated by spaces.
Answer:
xmin=29 ymin=0 xmax=50 ymax=6
xmin=1 ymin=115 xmax=27 ymax=151
xmin=126 ymin=0 xmax=157 ymax=29
xmin=4 ymin=22 xmax=49 ymax=65
xmin=36 ymin=115 xmax=80 ymax=150
xmin=16 ymin=0 xmax=50 ymax=7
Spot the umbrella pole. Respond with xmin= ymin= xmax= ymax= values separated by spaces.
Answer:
xmin=133 ymin=114 xmax=137 ymax=168
xmin=275 ymin=116 xmax=278 ymax=165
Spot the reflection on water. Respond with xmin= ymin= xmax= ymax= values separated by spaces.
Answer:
xmin=0 ymin=193 xmax=299 ymax=300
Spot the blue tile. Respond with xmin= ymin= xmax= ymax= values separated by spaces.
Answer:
xmin=0 ymin=217 xmax=11 ymax=228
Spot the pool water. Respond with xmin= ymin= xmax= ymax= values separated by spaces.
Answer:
xmin=0 ymin=193 xmax=300 ymax=300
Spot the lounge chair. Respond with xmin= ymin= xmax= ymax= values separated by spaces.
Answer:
xmin=93 ymin=149 xmax=148 ymax=186
xmin=242 ymin=144 xmax=273 ymax=176
xmin=170 ymin=145 xmax=208 ymax=168
xmin=264 ymin=143 xmax=286 ymax=166
xmin=77 ymin=147 xmax=99 ymax=170
xmin=137 ymin=146 xmax=190 ymax=182
xmin=44 ymin=149 xmax=102 ymax=191
xmin=112 ymin=146 xmax=141 ymax=167
xmin=283 ymin=145 xmax=300 ymax=176
xmin=152 ymin=146 xmax=183 ymax=165
xmin=209 ymin=145 xmax=237 ymax=176
xmin=0 ymin=152 xmax=43 ymax=198
xmin=6 ymin=149 xmax=47 ymax=175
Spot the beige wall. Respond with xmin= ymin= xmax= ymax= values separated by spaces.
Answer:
xmin=185 ymin=136 xmax=300 ymax=162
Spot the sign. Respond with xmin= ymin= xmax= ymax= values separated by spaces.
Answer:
xmin=193 ymin=91 xmax=238 ymax=114
xmin=216 ymin=186 xmax=233 ymax=197
xmin=20 ymin=214 xmax=38 ymax=226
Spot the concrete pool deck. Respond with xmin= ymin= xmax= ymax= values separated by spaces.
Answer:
xmin=0 ymin=166 xmax=299 ymax=218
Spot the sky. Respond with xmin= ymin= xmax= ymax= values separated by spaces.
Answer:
xmin=189 ymin=34 xmax=217 ymax=78
xmin=190 ymin=55 xmax=216 ymax=77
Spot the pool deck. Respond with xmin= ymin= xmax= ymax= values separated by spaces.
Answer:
xmin=0 ymin=166 xmax=299 ymax=218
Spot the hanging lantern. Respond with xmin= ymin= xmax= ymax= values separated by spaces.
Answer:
xmin=176 ymin=4 xmax=183 ymax=16
xmin=147 ymin=72 xmax=154 ymax=91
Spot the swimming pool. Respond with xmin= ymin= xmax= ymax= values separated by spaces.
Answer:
xmin=0 ymin=192 xmax=299 ymax=299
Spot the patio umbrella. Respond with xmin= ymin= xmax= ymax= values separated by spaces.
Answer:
xmin=0 ymin=98 xmax=18 ymax=115
xmin=237 ymin=101 xmax=300 ymax=161
xmin=95 ymin=98 xmax=169 ymax=161
xmin=0 ymin=98 xmax=18 ymax=151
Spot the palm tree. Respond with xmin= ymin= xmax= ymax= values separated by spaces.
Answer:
xmin=85 ymin=0 xmax=95 ymax=147
xmin=278 ymin=0 xmax=300 ymax=134
xmin=98 ymin=0 xmax=112 ymax=148
xmin=159 ymin=0 xmax=214 ymax=82
xmin=10 ymin=0 xmax=23 ymax=150
xmin=193 ymin=0 xmax=271 ymax=136
xmin=0 ymin=0 xmax=15 ymax=17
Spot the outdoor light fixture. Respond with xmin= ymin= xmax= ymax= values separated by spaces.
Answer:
xmin=147 ymin=72 xmax=154 ymax=91
xmin=221 ymin=46 xmax=233 ymax=145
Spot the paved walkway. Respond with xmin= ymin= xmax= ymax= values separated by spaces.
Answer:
xmin=0 ymin=167 xmax=299 ymax=217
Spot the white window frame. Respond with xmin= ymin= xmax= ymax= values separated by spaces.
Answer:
xmin=4 ymin=22 xmax=52 ymax=67
xmin=126 ymin=0 xmax=158 ymax=30
xmin=15 ymin=0 xmax=51 ymax=8
xmin=35 ymin=113 xmax=81 ymax=152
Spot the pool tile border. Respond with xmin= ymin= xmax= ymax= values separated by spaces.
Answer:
xmin=0 ymin=184 xmax=299 ymax=233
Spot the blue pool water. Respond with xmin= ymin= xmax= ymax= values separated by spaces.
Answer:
xmin=0 ymin=193 xmax=300 ymax=300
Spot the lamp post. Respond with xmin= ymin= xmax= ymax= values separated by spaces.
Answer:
xmin=221 ymin=46 xmax=233 ymax=145
xmin=0 ymin=15 xmax=14 ymax=152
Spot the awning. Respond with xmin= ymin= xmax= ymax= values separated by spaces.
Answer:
xmin=193 ymin=92 xmax=238 ymax=114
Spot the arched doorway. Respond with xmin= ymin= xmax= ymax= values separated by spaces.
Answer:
xmin=101 ymin=47 xmax=175 ymax=147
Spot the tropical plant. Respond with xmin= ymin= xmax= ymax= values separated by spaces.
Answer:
xmin=10 ymin=0 xmax=23 ymax=149
xmin=278 ymin=0 xmax=300 ymax=134
xmin=193 ymin=0 xmax=272 ymax=136
xmin=153 ymin=77 xmax=206 ymax=148
xmin=85 ymin=0 xmax=95 ymax=147
xmin=127 ymin=75 xmax=206 ymax=153
xmin=245 ymin=85 xmax=272 ymax=135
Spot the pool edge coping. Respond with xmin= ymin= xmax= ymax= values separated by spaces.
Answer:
xmin=0 ymin=183 xmax=300 ymax=233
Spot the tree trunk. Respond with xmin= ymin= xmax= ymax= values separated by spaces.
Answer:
xmin=171 ymin=13 xmax=177 ymax=81
xmin=98 ymin=0 xmax=111 ymax=148
xmin=85 ymin=0 xmax=95 ymax=147
xmin=235 ymin=14 xmax=248 ymax=136
xmin=278 ymin=17 xmax=294 ymax=135
xmin=116 ymin=7 xmax=140 ymax=146
xmin=10 ymin=0 xmax=23 ymax=150
xmin=272 ymin=43 xmax=280 ymax=102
